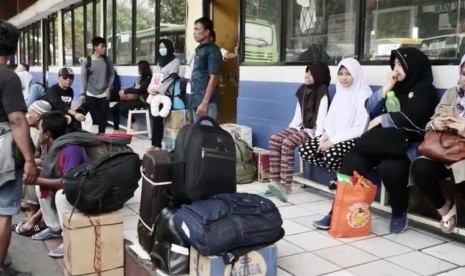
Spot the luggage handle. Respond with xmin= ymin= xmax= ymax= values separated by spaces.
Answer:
xmin=196 ymin=116 xmax=219 ymax=127
xmin=140 ymin=167 xmax=172 ymax=186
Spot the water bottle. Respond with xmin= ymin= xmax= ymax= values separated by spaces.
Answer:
xmin=385 ymin=91 xmax=401 ymax=112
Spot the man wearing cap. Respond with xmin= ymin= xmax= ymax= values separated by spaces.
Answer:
xmin=0 ymin=20 xmax=38 ymax=276
xmin=43 ymin=67 xmax=85 ymax=125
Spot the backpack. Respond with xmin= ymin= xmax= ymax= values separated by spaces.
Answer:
xmin=173 ymin=193 xmax=285 ymax=256
xmin=62 ymin=151 xmax=141 ymax=214
xmin=235 ymin=137 xmax=255 ymax=184
xmin=165 ymin=74 xmax=186 ymax=110
xmin=171 ymin=116 xmax=236 ymax=203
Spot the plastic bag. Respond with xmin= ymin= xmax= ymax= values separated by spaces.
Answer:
xmin=81 ymin=112 xmax=93 ymax=132
xmin=328 ymin=171 xmax=377 ymax=238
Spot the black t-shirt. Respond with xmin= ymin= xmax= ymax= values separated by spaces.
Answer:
xmin=0 ymin=66 xmax=27 ymax=122
xmin=43 ymin=84 xmax=74 ymax=114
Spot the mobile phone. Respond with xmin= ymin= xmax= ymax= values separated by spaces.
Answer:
xmin=437 ymin=104 xmax=454 ymax=117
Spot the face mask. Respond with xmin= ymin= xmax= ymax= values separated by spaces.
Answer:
xmin=159 ymin=48 xmax=168 ymax=57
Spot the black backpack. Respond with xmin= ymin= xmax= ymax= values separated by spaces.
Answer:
xmin=171 ymin=116 xmax=236 ymax=203
xmin=62 ymin=151 xmax=141 ymax=214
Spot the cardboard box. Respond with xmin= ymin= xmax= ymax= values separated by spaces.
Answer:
xmin=252 ymin=147 xmax=270 ymax=182
xmin=165 ymin=110 xmax=191 ymax=129
xmin=63 ymin=210 xmax=124 ymax=276
xmin=221 ymin=123 xmax=253 ymax=147
xmin=189 ymin=244 xmax=277 ymax=276
xmin=63 ymin=267 xmax=124 ymax=276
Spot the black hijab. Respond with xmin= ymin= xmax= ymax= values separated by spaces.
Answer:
xmin=158 ymin=38 xmax=176 ymax=68
xmin=295 ymin=62 xmax=331 ymax=129
xmin=388 ymin=47 xmax=438 ymax=135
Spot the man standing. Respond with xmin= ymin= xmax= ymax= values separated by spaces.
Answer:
xmin=189 ymin=17 xmax=223 ymax=121
xmin=0 ymin=20 xmax=38 ymax=276
xmin=80 ymin=37 xmax=115 ymax=133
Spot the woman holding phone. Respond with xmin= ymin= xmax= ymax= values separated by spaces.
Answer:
xmin=411 ymin=54 xmax=465 ymax=234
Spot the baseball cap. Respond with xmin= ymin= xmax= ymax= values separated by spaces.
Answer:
xmin=58 ymin=67 xmax=74 ymax=77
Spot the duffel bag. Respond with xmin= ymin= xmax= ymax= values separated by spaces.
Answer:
xmin=173 ymin=193 xmax=284 ymax=256
xmin=63 ymin=151 xmax=141 ymax=214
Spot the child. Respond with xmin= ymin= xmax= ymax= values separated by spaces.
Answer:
xmin=265 ymin=62 xmax=331 ymax=202
xmin=299 ymin=58 xmax=372 ymax=178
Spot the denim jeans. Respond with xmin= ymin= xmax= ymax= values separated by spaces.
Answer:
xmin=190 ymin=101 xmax=218 ymax=125
xmin=0 ymin=169 xmax=23 ymax=216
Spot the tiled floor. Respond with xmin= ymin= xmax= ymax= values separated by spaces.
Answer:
xmin=124 ymin=133 xmax=465 ymax=276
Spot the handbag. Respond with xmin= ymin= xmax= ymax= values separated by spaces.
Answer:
xmin=418 ymin=130 xmax=465 ymax=164
xmin=355 ymin=127 xmax=409 ymax=157
xmin=328 ymin=171 xmax=377 ymax=238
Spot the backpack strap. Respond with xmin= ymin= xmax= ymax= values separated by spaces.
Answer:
xmin=86 ymin=56 xmax=92 ymax=77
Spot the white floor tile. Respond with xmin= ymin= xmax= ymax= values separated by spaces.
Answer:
xmin=335 ymin=234 xmax=376 ymax=243
xmin=313 ymin=244 xmax=379 ymax=268
xmin=287 ymin=192 xmax=328 ymax=205
xmin=422 ymin=242 xmax=465 ymax=266
xmin=277 ymin=268 xmax=294 ymax=276
xmin=121 ymin=205 xmax=137 ymax=217
xmin=350 ymin=237 xmax=412 ymax=258
xmin=237 ymin=182 xmax=269 ymax=192
xmin=370 ymin=218 xmax=391 ymax=236
xmin=282 ymin=219 xmax=311 ymax=236
xmin=387 ymin=251 xmax=457 ymax=276
xmin=348 ymin=260 xmax=420 ymax=276
xmin=126 ymin=203 xmax=140 ymax=214
xmin=276 ymin=239 xmax=305 ymax=257
xmin=284 ymin=231 xmax=343 ymax=251
xmin=124 ymin=228 xmax=138 ymax=245
xmin=298 ymin=200 xmax=333 ymax=215
xmin=278 ymin=205 xmax=315 ymax=219
xmin=383 ymin=229 xmax=445 ymax=250
xmin=278 ymin=252 xmax=341 ymax=276
xmin=324 ymin=271 xmax=357 ymax=276
xmin=124 ymin=214 xmax=140 ymax=230
xmin=436 ymin=267 xmax=465 ymax=276
xmin=292 ymin=214 xmax=326 ymax=229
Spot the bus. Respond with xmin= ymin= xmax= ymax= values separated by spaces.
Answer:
xmin=110 ymin=23 xmax=185 ymax=65
xmin=244 ymin=19 xmax=278 ymax=63
xmin=421 ymin=33 xmax=465 ymax=60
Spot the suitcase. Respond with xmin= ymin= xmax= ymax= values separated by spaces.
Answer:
xmin=137 ymin=150 xmax=172 ymax=253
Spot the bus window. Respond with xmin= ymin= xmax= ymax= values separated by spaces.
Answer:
xmin=244 ymin=20 xmax=278 ymax=63
xmin=421 ymin=34 xmax=465 ymax=60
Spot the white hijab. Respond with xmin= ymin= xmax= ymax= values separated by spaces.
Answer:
xmin=323 ymin=58 xmax=372 ymax=140
xmin=16 ymin=71 xmax=33 ymax=100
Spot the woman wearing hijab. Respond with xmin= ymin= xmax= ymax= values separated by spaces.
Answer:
xmin=313 ymin=48 xmax=438 ymax=234
xmin=110 ymin=60 xmax=152 ymax=132
xmin=147 ymin=39 xmax=180 ymax=152
xmin=299 ymin=58 xmax=372 ymax=173
xmin=265 ymin=62 xmax=331 ymax=202
xmin=410 ymin=54 xmax=465 ymax=234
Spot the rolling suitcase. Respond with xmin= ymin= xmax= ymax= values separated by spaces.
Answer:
xmin=137 ymin=150 xmax=172 ymax=253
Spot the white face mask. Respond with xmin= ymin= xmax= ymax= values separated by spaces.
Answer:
xmin=159 ymin=48 xmax=168 ymax=57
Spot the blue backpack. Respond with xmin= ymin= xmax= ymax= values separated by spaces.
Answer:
xmin=171 ymin=78 xmax=186 ymax=110
xmin=172 ymin=193 xmax=284 ymax=256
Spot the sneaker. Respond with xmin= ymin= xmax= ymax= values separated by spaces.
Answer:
xmin=390 ymin=214 xmax=408 ymax=234
xmin=328 ymin=180 xmax=337 ymax=191
xmin=313 ymin=214 xmax=331 ymax=230
xmin=0 ymin=267 xmax=32 ymax=276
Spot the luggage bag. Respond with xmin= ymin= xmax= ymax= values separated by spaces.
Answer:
xmin=137 ymin=150 xmax=172 ymax=252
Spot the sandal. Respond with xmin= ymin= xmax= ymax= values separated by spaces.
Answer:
xmin=31 ymin=228 xmax=62 ymax=240
xmin=48 ymin=244 xmax=64 ymax=258
xmin=268 ymin=183 xmax=288 ymax=202
xmin=258 ymin=189 xmax=273 ymax=197
xmin=440 ymin=204 xmax=457 ymax=234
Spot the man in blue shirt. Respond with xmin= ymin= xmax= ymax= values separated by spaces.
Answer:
xmin=189 ymin=17 xmax=223 ymax=122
